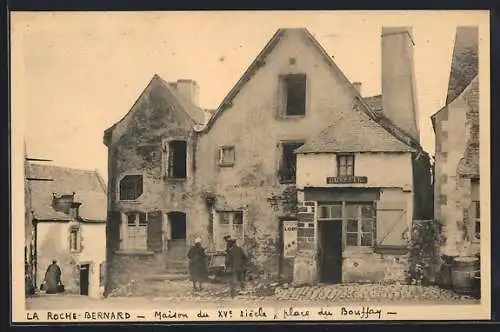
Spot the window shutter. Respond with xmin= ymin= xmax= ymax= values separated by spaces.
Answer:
xmin=375 ymin=201 xmax=407 ymax=247
xmin=147 ymin=211 xmax=163 ymax=253
xmin=108 ymin=211 xmax=122 ymax=251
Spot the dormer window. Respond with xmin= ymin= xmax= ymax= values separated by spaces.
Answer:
xmin=282 ymin=74 xmax=307 ymax=116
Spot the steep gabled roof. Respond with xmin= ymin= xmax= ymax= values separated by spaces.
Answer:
xmin=363 ymin=95 xmax=383 ymax=113
xmin=431 ymin=26 xmax=479 ymax=127
xmin=296 ymin=110 xmax=415 ymax=154
xmin=103 ymin=74 xmax=205 ymax=146
xmin=27 ymin=164 xmax=107 ymax=222
xmin=200 ymin=28 xmax=421 ymax=152
xmin=446 ymin=26 xmax=479 ymax=105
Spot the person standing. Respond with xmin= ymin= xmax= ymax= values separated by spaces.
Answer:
xmin=43 ymin=260 xmax=62 ymax=294
xmin=225 ymin=237 xmax=248 ymax=298
xmin=187 ymin=237 xmax=208 ymax=292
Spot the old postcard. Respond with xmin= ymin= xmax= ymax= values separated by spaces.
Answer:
xmin=10 ymin=10 xmax=491 ymax=323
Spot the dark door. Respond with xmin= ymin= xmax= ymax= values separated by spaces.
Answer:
xmin=167 ymin=212 xmax=187 ymax=262
xmin=80 ymin=264 xmax=89 ymax=296
xmin=319 ymin=221 xmax=342 ymax=283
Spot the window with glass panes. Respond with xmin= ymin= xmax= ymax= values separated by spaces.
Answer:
xmin=337 ymin=155 xmax=354 ymax=176
xmin=216 ymin=211 xmax=244 ymax=250
xmin=318 ymin=202 xmax=375 ymax=247
xmin=122 ymin=212 xmax=148 ymax=250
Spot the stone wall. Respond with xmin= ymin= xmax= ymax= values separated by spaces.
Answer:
xmin=343 ymin=248 xmax=408 ymax=283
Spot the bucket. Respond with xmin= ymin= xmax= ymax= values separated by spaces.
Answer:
xmin=451 ymin=256 xmax=480 ymax=295
xmin=438 ymin=254 xmax=456 ymax=289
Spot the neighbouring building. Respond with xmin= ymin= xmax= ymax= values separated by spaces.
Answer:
xmin=28 ymin=164 xmax=107 ymax=298
xmin=431 ymin=26 xmax=480 ymax=257
xmin=103 ymin=27 xmax=433 ymax=294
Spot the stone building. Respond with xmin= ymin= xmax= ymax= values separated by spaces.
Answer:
xmin=103 ymin=27 xmax=432 ymax=293
xmin=431 ymin=26 xmax=480 ymax=257
xmin=291 ymin=27 xmax=433 ymax=284
xmin=28 ymin=164 xmax=107 ymax=298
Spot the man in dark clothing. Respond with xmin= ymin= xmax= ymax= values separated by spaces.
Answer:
xmin=225 ymin=238 xmax=247 ymax=298
xmin=44 ymin=260 xmax=62 ymax=294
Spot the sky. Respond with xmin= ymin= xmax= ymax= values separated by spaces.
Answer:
xmin=12 ymin=11 xmax=487 ymax=181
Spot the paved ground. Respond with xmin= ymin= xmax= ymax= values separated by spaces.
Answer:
xmin=25 ymin=280 xmax=479 ymax=310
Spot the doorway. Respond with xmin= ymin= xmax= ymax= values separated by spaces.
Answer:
xmin=319 ymin=221 xmax=343 ymax=283
xmin=167 ymin=212 xmax=187 ymax=260
xmin=79 ymin=264 xmax=90 ymax=296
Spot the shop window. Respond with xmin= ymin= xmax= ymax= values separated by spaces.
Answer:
xmin=318 ymin=203 xmax=375 ymax=247
xmin=279 ymin=141 xmax=304 ymax=183
xmin=69 ymin=226 xmax=82 ymax=252
xmin=167 ymin=140 xmax=187 ymax=179
xmin=215 ymin=211 xmax=244 ymax=250
xmin=280 ymin=74 xmax=307 ymax=116
xmin=122 ymin=212 xmax=148 ymax=250
xmin=218 ymin=146 xmax=235 ymax=167
xmin=119 ymin=175 xmax=143 ymax=201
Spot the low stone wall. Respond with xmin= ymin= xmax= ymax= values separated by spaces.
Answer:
xmin=343 ymin=248 xmax=408 ymax=283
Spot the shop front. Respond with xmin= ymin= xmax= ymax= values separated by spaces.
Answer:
xmin=292 ymin=186 xmax=412 ymax=285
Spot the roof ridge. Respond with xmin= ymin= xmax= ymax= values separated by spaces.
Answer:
xmin=29 ymin=163 xmax=102 ymax=174
xmin=93 ymin=169 xmax=108 ymax=194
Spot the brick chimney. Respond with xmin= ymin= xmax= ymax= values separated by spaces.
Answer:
xmin=381 ymin=27 xmax=420 ymax=142
xmin=170 ymin=79 xmax=200 ymax=106
xmin=353 ymin=82 xmax=362 ymax=95
xmin=69 ymin=202 xmax=82 ymax=220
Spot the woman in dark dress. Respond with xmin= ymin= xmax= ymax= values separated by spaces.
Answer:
xmin=187 ymin=237 xmax=208 ymax=291
xmin=44 ymin=260 xmax=62 ymax=294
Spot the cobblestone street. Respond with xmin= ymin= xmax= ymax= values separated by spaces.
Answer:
xmin=26 ymin=280 xmax=479 ymax=310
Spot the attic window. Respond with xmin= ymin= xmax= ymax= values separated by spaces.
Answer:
xmin=279 ymin=141 xmax=304 ymax=183
xmin=283 ymin=74 xmax=307 ymax=116
xmin=119 ymin=175 xmax=143 ymax=201
xmin=337 ymin=154 xmax=355 ymax=177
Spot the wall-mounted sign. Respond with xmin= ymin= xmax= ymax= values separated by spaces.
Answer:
xmin=282 ymin=220 xmax=297 ymax=258
xmin=326 ymin=176 xmax=368 ymax=184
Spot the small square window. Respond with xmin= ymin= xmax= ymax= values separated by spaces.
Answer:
xmin=126 ymin=213 xmax=136 ymax=226
xmin=138 ymin=212 xmax=148 ymax=226
xmin=219 ymin=146 xmax=235 ymax=167
xmin=337 ymin=155 xmax=355 ymax=177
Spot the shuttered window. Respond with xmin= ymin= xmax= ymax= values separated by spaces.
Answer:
xmin=120 ymin=211 xmax=164 ymax=252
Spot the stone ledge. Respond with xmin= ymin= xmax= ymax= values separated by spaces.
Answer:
xmin=113 ymin=250 xmax=155 ymax=256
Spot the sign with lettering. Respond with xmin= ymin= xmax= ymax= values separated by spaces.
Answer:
xmin=282 ymin=220 xmax=297 ymax=258
xmin=326 ymin=176 xmax=368 ymax=184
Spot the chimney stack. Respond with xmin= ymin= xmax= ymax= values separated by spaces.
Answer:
xmin=353 ymin=82 xmax=362 ymax=95
xmin=381 ymin=27 xmax=420 ymax=142
xmin=69 ymin=202 xmax=82 ymax=220
xmin=171 ymin=79 xmax=200 ymax=106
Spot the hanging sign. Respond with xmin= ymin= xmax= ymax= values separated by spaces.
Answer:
xmin=283 ymin=220 xmax=298 ymax=258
